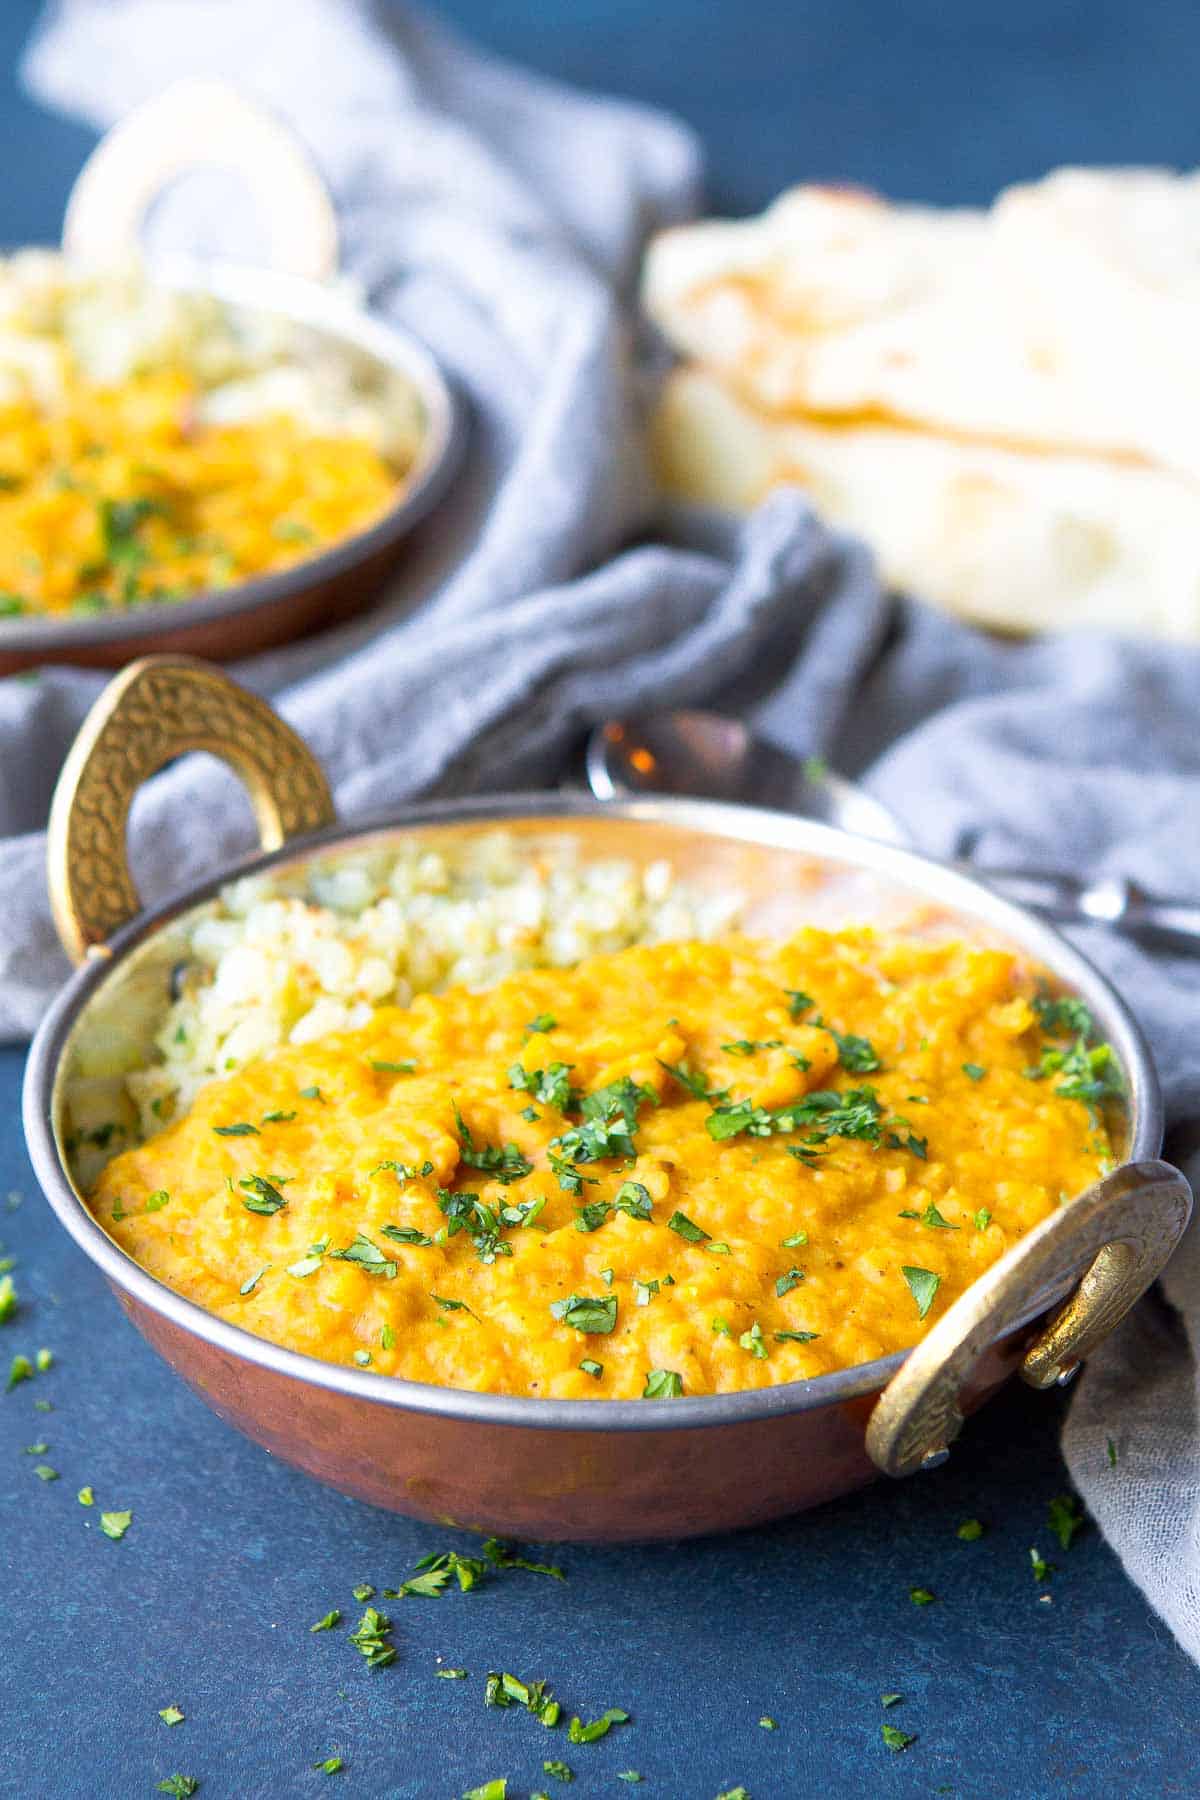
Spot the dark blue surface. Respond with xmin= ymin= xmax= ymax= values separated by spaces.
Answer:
xmin=5 ymin=1 xmax=1200 ymax=1794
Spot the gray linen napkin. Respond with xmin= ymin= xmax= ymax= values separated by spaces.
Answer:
xmin=18 ymin=0 xmax=1200 ymax=1663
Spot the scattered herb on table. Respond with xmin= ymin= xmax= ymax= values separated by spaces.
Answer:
xmin=1030 ymin=1547 xmax=1053 ymax=1584
xmin=33 ymin=1463 xmax=58 ymax=1482
xmin=156 ymin=1779 xmax=199 ymax=1798
xmin=1048 ymin=1493 xmax=1086 ymax=1551
xmin=7 ymin=1352 xmax=33 ymax=1390
xmin=35 ymin=1348 xmax=52 ymax=1372
xmin=881 ymin=1693 xmax=903 ymax=1708
xmin=0 ymin=1273 xmax=16 ymax=1322
xmin=542 ymin=1761 xmax=574 ymax=1781
xmin=759 ymin=1716 xmax=778 ymax=1729
xmin=310 ymin=1610 xmax=341 ymax=1634
xmin=312 ymin=1756 xmax=344 ymax=1774
xmin=158 ymin=1707 xmax=185 ymax=1727
xmin=100 ymin=1510 xmax=132 ymax=1541
xmin=956 ymin=1519 xmax=985 ymax=1541
xmin=882 ymin=1724 xmax=916 ymax=1752
xmin=437 ymin=1668 xmax=469 ymax=1680
xmin=349 ymin=1607 xmax=396 ymax=1668
xmin=1107 ymin=1437 xmax=1118 ymax=1468
xmin=77 ymin=1486 xmax=94 ymax=1507
xmin=909 ymin=1586 xmax=935 ymax=1606
xmin=462 ymin=1783 xmax=506 ymax=1800
xmin=567 ymin=1707 xmax=630 ymax=1744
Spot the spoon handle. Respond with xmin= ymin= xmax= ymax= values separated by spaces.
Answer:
xmin=963 ymin=865 xmax=1200 ymax=953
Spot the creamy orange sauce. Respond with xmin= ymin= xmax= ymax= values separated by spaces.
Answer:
xmin=89 ymin=931 xmax=1114 ymax=1399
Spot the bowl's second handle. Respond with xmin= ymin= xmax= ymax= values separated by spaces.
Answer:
xmin=866 ymin=1158 xmax=1192 ymax=1477
xmin=61 ymin=78 xmax=338 ymax=281
xmin=47 ymin=656 xmax=336 ymax=963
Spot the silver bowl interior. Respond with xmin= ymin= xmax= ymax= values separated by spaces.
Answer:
xmin=0 ymin=253 xmax=464 ymax=659
xmin=22 ymin=795 xmax=1162 ymax=1433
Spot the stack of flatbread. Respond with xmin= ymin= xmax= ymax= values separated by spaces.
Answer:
xmin=643 ymin=167 xmax=1200 ymax=638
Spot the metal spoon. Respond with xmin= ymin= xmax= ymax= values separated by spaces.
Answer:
xmin=585 ymin=710 xmax=1200 ymax=953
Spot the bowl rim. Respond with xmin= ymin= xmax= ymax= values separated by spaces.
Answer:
xmin=0 ymin=251 xmax=466 ymax=658
xmin=22 ymin=791 xmax=1163 ymax=1434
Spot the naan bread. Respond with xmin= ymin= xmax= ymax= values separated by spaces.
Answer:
xmin=651 ymin=366 xmax=1200 ymax=640
xmin=643 ymin=168 xmax=1200 ymax=483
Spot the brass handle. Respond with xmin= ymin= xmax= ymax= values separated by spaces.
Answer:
xmin=866 ymin=1158 xmax=1192 ymax=1477
xmin=62 ymin=79 xmax=338 ymax=281
xmin=47 ymin=656 xmax=337 ymax=963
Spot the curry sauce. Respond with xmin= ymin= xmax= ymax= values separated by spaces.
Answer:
xmin=89 ymin=930 xmax=1115 ymax=1399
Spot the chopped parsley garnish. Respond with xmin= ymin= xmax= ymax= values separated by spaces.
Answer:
xmin=739 ymin=1322 xmax=768 ymax=1360
xmin=35 ymin=1348 xmax=52 ymax=1373
xmin=437 ymin=1667 xmax=469 ymax=1679
xmin=509 ymin=1060 xmax=575 ymax=1112
xmin=642 ymin=1368 xmax=683 ymax=1399
xmin=311 ymin=1610 xmax=341 ymax=1632
xmin=213 ymin=1121 xmax=258 ymax=1137
xmin=657 ymin=1060 xmax=728 ymax=1102
xmin=542 ymin=1761 xmax=573 ymax=1781
xmin=575 ymin=1201 xmax=609 ymax=1233
xmin=380 ymin=1326 xmax=396 ymax=1350
xmin=431 ymin=1293 xmax=475 ymax=1317
xmin=957 ymin=1519 xmax=984 ymax=1541
xmin=349 ymin=1607 xmax=397 ymax=1668
xmin=7 ymin=1353 xmax=33 ymax=1390
xmin=261 ymin=1109 xmax=296 ymax=1124
xmin=370 ymin=1058 xmax=417 ymax=1074
xmin=1107 ymin=1437 xmax=1118 ymax=1468
xmin=238 ymin=1175 xmax=287 ymax=1215
xmin=882 ymin=1724 xmax=916 ymax=1752
xmin=909 ymin=1586 xmax=935 ymax=1606
xmin=721 ymin=1038 xmax=784 ymax=1057
xmin=34 ymin=1463 xmax=58 ymax=1482
xmin=823 ymin=1026 xmax=881 ymax=1072
xmin=759 ymin=1716 xmax=778 ymax=1730
xmin=1031 ymin=991 xmax=1094 ymax=1038
xmin=918 ymin=1202 xmax=956 ymax=1231
xmin=881 ymin=1693 xmax=903 ymax=1708
xmin=100 ymin=1510 xmax=133 ymax=1541
xmin=380 ymin=1224 xmax=433 ymax=1248
xmin=774 ymin=1330 xmax=818 ymax=1344
xmin=156 ymin=1779 xmax=199 ymax=1798
xmin=974 ymin=1209 xmax=991 ymax=1232
xmin=708 ymin=1085 xmax=884 ymax=1146
xmin=550 ymin=1294 xmax=618 ymax=1334
xmin=1030 ymin=1547 xmax=1052 ymax=1584
xmin=526 ymin=1014 xmax=558 ymax=1035
xmin=0 ymin=1274 xmax=16 ymax=1322
xmin=352 ymin=1584 xmax=374 ymax=1602
xmin=143 ymin=1190 xmax=170 ymax=1213
xmin=78 ymin=1486 xmax=94 ymax=1506
xmin=159 ymin=1707 xmax=185 ymax=1726
xmin=462 ymin=1784 xmax=507 ymax=1800
xmin=712 ymin=1317 xmax=731 ymax=1336
xmin=901 ymin=1266 xmax=941 ymax=1320
xmin=312 ymin=1757 xmax=343 ymax=1775
xmin=785 ymin=989 xmax=814 ymax=1019
xmin=775 ymin=1267 xmax=805 ymax=1297
xmin=548 ymin=1152 xmax=587 ymax=1197
xmin=328 ymin=1233 xmax=398 ymax=1279
xmin=962 ymin=1063 xmax=987 ymax=1082
xmin=579 ymin=1359 xmax=603 ymax=1379
xmin=781 ymin=1230 xmax=808 ymax=1247
xmin=567 ymin=1708 xmax=630 ymax=1744
xmin=1048 ymin=1493 xmax=1086 ymax=1551
xmin=574 ymin=1182 xmax=653 ymax=1234
xmin=300 ymin=1085 xmax=325 ymax=1102
xmin=371 ymin=1159 xmax=435 ymax=1184
xmin=667 ymin=1209 xmax=709 ymax=1244
xmin=552 ymin=1077 xmax=656 ymax=1167
xmin=454 ymin=1107 xmax=534 ymax=1186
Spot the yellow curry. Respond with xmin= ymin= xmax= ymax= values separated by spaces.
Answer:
xmin=89 ymin=930 xmax=1117 ymax=1400
xmin=0 ymin=367 xmax=399 ymax=618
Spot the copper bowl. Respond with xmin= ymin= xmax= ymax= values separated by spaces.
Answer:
xmin=0 ymin=256 xmax=463 ymax=676
xmin=21 ymin=659 xmax=1192 ymax=1540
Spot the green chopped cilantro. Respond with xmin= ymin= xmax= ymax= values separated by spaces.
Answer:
xmin=238 ymin=1175 xmax=287 ymax=1215
xmin=759 ymin=1715 xmax=778 ymax=1729
xmin=774 ymin=1330 xmax=818 ymax=1344
xmin=311 ymin=1610 xmax=341 ymax=1633
xmin=823 ymin=1026 xmax=881 ymax=1072
xmin=881 ymin=1693 xmax=903 ymax=1708
xmin=1107 ymin=1437 xmax=1118 ymax=1468
xmin=156 ymin=1778 xmax=199 ymax=1798
xmin=775 ymin=1266 xmax=805 ymax=1297
xmin=901 ymin=1266 xmax=941 ymax=1320
xmin=542 ymin=1761 xmax=574 ymax=1782
xmin=667 ymin=1209 xmax=710 ymax=1243
xmin=962 ymin=1063 xmax=987 ymax=1081
xmin=239 ymin=1265 xmax=269 ymax=1296
xmin=431 ymin=1293 xmax=475 ymax=1317
xmin=34 ymin=1347 xmax=52 ymax=1373
xmin=370 ymin=1059 xmax=417 ymax=1075
xmin=328 ymin=1233 xmax=397 ymax=1279
xmin=213 ymin=1122 xmax=258 ymax=1137
xmin=526 ymin=1014 xmax=558 ymax=1035
xmin=312 ymin=1756 xmax=343 ymax=1775
xmin=550 ymin=1294 xmax=618 ymax=1335
xmin=919 ymin=1202 xmax=957 ymax=1231
xmin=785 ymin=989 xmax=814 ymax=1019
xmin=349 ymin=1607 xmax=396 ymax=1668
xmin=643 ymin=1369 xmax=683 ymax=1399
xmin=33 ymin=1463 xmax=58 ymax=1482
xmin=461 ymin=1783 xmax=506 ymax=1800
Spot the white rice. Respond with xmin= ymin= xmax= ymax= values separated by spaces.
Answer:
xmin=122 ymin=831 xmax=744 ymax=1143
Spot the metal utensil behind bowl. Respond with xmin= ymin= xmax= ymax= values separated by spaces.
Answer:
xmin=22 ymin=660 xmax=1191 ymax=1540
xmin=0 ymin=83 xmax=464 ymax=675
xmin=587 ymin=710 xmax=1200 ymax=953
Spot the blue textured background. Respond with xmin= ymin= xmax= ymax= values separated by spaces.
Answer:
xmin=3 ymin=1 xmax=1200 ymax=1794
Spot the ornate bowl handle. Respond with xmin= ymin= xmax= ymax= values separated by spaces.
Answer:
xmin=47 ymin=656 xmax=337 ymax=963
xmin=867 ymin=1158 xmax=1192 ymax=1477
xmin=61 ymin=78 xmax=338 ymax=281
